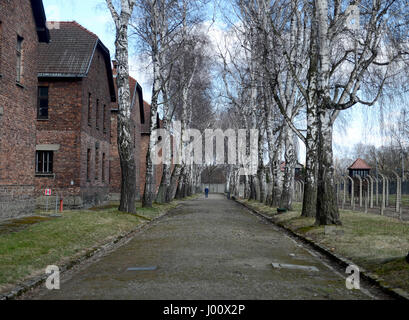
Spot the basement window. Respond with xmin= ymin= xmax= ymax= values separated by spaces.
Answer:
xmin=36 ymin=151 xmax=53 ymax=174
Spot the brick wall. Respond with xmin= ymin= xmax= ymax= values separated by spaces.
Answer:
xmin=0 ymin=1 xmax=40 ymax=218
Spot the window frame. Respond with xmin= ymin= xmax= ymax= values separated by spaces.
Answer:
xmin=102 ymin=153 xmax=106 ymax=182
xmin=86 ymin=148 xmax=91 ymax=181
xmin=87 ymin=93 xmax=92 ymax=126
xmin=37 ymin=86 xmax=49 ymax=120
xmin=35 ymin=151 xmax=53 ymax=175
xmin=96 ymin=99 xmax=100 ymax=130
xmin=16 ymin=35 xmax=24 ymax=83
xmin=103 ymin=104 xmax=107 ymax=133
xmin=95 ymin=145 xmax=99 ymax=181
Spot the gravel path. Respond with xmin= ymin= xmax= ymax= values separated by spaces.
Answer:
xmin=31 ymin=194 xmax=378 ymax=300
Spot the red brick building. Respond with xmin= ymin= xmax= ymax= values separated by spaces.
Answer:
xmin=139 ymin=101 xmax=163 ymax=196
xmin=0 ymin=0 xmax=50 ymax=219
xmin=35 ymin=21 xmax=116 ymax=208
xmin=109 ymin=64 xmax=144 ymax=200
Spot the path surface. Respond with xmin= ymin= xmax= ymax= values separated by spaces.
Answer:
xmin=32 ymin=194 xmax=376 ymax=300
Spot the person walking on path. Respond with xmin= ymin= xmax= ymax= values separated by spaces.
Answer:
xmin=205 ymin=187 xmax=209 ymax=198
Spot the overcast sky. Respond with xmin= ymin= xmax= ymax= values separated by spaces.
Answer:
xmin=42 ymin=0 xmax=392 ymax=164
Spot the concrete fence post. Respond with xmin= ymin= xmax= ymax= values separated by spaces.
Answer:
xmin=379 ymin=173 xmax=386 ymax=216
xmin=299 ymin=180 xmax=304 ymax=202
xmin=356 ymin=175 xmax=362 ymax=208
xmin=391 ymin=170 xmax=401 ymax=214
xmin=342 ymin=176 xmax=346 ymax=209
xmin=386 ymin=176 xmax=389 ymax=207
xmin=365 ymin=190 xmax=368 ymax=213
xmin=367 ymin=175 xmax=374 ymax=208
xmin=298 ymin=181 xmax=302 ymax=202
xmin=375 ymin=176 xmax=379 ymax=207
xmin=335 ymin=178 xmax=340 ymax=205
xmin=346 ymin=175 xmax=354 ymax=210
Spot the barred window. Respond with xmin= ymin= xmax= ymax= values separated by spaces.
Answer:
xmin=96 ymin=99 xmax=100 ymax=129
xmin=95 ymin=145 xmax=99 ymax=180
xmin=87 ymin=148 xmax=91 ymax=181
xmin=37 ymin=86 xmax=49 ymax=119
xmin=36 ymin=151 xmax=53 ymax=174
xmin=102 ymin=153 xmax=106 ymax=182
xmin=0 ymin=22 xmax=3 ymax=75
xmin=87 ymin=93 xmax=92 ymax=125
xmin=16 ymin=36 xmax=23 ymax=83
xmin=103 ymin=104 xmax=107 ymax=132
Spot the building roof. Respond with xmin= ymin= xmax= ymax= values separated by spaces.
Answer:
xmin=348 ymin=158 xmax=371 ymax=170
xmin=31 ymin=0 xmax=50 ymax=42
xmin=38 ymin=21 xmax=115 ymax=101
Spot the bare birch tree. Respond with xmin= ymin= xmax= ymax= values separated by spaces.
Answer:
xmin=106 ymin=0 xmax=138 ymax=213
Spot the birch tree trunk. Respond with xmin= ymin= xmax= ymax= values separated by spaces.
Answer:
xmin=280 ymin=123 xmax=296 ymax=210
xmin=315 ymin=0 xmax=340 ymax=225
xmin=257 ymin=128 xmax=266 ymax=203
xmin=271 ymin=133 xmax=284 ymax=206
xmin=142 ymin=1 xmax=162 ymax=207
xmin=316 ymin=109 xmax=341 ymax=225
xmin=156 ymin=87 xmax=171 ymax=204
xmin=106 ymin=0 xmax=137 ymax=214
xmin=301 ymin=105 xmax=319 ymax=217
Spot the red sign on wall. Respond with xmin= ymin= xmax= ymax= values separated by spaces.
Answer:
xmin=44 ymin=189 xmax=52 ymax=196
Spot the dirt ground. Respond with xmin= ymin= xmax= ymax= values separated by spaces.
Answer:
xmin=27 ymin=194 xmax=387 ymax=300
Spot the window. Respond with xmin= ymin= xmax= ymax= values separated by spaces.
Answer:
xmin=37 ymin=86 xmax=49 ymax=119
xmin=86 ymin=149 xmax=91 ymax=181
xmin=103 ymin=104 xmax=107 ymax=133
xmin=96 ymin=99 xmax=99 ymax=129
xmin=102 ymin=153 xmax=106 ymax=182
xmin=16 ymin=36 xmax=23 ymax=83
xmin=95 ymin=145 xmax=99 ymax=180
xmin=87 ymin=93 xmax=92 ymax=125
xmin=0 ymin=21 xmax=3 ymax=76
xmin=36 ymin=151 xmax=53 ymax=174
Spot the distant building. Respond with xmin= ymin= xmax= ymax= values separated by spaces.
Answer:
xmin=35 ymin=21 xmax=116 ymax=208
xmin=0 ymin=0 xmax=50 ymax=219
xmin=348 ymin=158 xmax=371 ymax=196
xmin=280 ymin=161 xmax=304 ymax=178
xmin=109 ymin=62 xmax=144 ymax=200
xmin=348 ymin=158 xmax=371 ymax=178
xmin=201 ymin=167 xmax=226 ymax=193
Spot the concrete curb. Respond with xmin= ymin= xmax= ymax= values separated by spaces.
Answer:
xmin=0 ymin=203 xmax=182 ymax=300
xmin=234 ymin=198 xmax=409 ymax=301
